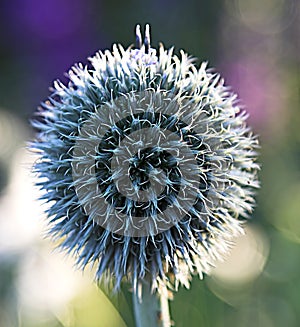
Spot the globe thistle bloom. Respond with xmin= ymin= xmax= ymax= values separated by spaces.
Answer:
xmin=32 ymin=25 xmax=259 ymax=294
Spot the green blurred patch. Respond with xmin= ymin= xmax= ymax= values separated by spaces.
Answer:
xmin=271 ymin=183 xmax=300 ymax=244
xmin=68 ymin=285 xmax=127 ymax=327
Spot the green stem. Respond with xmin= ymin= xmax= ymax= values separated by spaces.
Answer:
xmin=132 ymin=280 xmax=172 ymax=327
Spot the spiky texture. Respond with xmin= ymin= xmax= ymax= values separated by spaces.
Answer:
xmin=32 ymin=31 xmax=259 ymax=293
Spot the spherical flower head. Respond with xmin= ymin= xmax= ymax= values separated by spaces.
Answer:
xmin=31 ymin=25 xmax=259 ymax=293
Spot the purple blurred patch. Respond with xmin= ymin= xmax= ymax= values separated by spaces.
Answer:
xmin=14 ymin=0 xmax=85 ymax=40
xmin=221 ymin=58 xmax=283 ymax=130
xmin=2 ymin=0 xmax=103 ymax=114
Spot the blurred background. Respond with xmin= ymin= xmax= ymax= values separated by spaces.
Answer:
xmin=0 ymin=0 xmax=299 ymax=326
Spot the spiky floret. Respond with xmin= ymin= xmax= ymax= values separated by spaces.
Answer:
xmin=32 ymin=25 xmax=259 ymax=293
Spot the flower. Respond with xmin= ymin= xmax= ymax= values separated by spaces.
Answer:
xmin=32 ymin=25 xmax=259 ymax=293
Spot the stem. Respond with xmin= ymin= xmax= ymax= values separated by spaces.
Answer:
xmin=160 ymin=287 xmax=172 ymax=327
xmin=132 ymin=280 xmax=172 ymax=327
